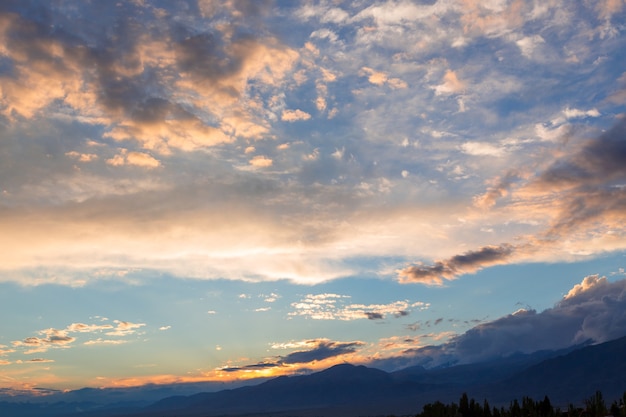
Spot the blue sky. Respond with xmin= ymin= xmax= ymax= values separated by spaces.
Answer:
xmin=1 ymin=0 xmax=626 ymax=392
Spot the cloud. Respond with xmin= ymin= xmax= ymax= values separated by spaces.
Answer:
xmin=473 ymin=170 xmax=522 ymax=208
xmin=400 ymin=118 xmax=626 ymax=285
xmin=84 ymin=339 xmax=128 ymax=346
xmin=397 ymin=244 xmax=515 ymax=285
xmin=105 ymin=320 xmax=146 ymax=337
xmin=564 ymin=274 xmax=609 ymax=299
xmin=534 ymin=118 xmax=626 ymax=190
xmin=360 ymin=66 xmax=387 ymax=86
xmin=220 ymin=362 xmax=281 ymax=373
xmin=262 ymin=293 xmax=280 ymax=303
xmin=289 ymin=293 xmax=428 ymax=320
xmin=12 ymin=329 xmax=76 ymax=353
xmin=460 ymin=142 xmax=505 ymax=157
xmin=66 ymin=151 xmax=98 ymax=162
xmin=530 ymin=119 xmax=626 ymax=242
xmin=433 ymin=70 xmax=464 ymax=96
xmin=281 ymin=109 xmax=312 ymax=122
xmin=249 ymin=155 xmax=273 ymax=167
xmin=0 ymin=345 xmax=15 ymax=356
xmin=106 ymin=150 xmax=160 ymax=168
xmin=0 ymin=0 xmax=298 ymax=160
xmin=66 ymin=323 xmax=114 ymax=333
xmin=516 ymin=35 xmax=545 ymax=59
xmin=279 ymin=339 xmax=364 ymax=364
xmin=563 ymin=107 xmax=601 ymax=119
xmin=365 ymin=312 xmax=384 ymax=320
xmin=220 ymin=338 xmax=365 ymax=375
xmin=9 ymin=319 xmax=146 ymax=357
xmin=24 ymin=358 xmax=55 ymax=363
xmin=0 ymin=0 xmax=623 ymax=291
xmin=378 ymin=276 xmax=626 ymax=369
xmin=359 ymin=67 xmax=407 ymax=89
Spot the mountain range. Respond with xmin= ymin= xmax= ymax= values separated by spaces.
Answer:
xmin=3 ymin=335 xmax=626 ymax=417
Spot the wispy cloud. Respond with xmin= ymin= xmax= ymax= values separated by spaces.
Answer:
xmin=289 ymin=294 xmax=428 ymax=320
xmin=399 ymin=117 xmax=626 ymax=285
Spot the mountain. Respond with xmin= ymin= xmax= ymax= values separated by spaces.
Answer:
xmin=390 ymin=344 xmax=585 ymax=386
xmin=479 ymin=334 xmax=626 ymax=406
xmin=4 ymin=335 xmax=626 ymax=417
xmin=141 ymin=364 xmax=433 ymax=417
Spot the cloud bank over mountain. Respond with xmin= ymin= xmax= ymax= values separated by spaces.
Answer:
xmin=376 ymin=275 xmax=626 ymax=369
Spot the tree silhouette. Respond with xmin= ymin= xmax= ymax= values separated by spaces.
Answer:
xmin=585 ymin=391 xmax=607 ymax=417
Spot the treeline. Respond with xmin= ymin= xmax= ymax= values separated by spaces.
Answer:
xmin=415 ymin=391 xmax=626 ymax=417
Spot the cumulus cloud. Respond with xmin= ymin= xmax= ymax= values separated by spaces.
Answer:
xmin=249 ymin=155 xmax=273 ymax=167
xmin=10 ymin=319 xmax=146 ymax=355
xmin=281 ymin=109 xmax=312 ymax=122
xmin=12 ymin=329 xmax=75 ymax=354
xmin=359 ymin=67 xmax=407 ymax=89
xmin=379 ymin=276 xmax=626 ymax=369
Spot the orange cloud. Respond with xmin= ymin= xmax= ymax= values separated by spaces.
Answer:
xmin=249 ymin=155 xmax=273 ymax=167
xmin=281 ymin=109 xmax=312 ymax=122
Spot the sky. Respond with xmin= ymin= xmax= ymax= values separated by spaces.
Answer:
xmin=1 ymin=0 xmax=626 ymax=393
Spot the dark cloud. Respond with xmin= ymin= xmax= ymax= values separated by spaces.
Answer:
xmin=538 ymin=119 xmax=626 ymax=187
xmin=365 ymin=312 xmax=384 ymax=320
xmin=398 ymin=244 xmax=515 ymax=284
xmin=280 ymin=340 xmax=364 ymax=364
xmin=373 ymin=276 xmax=626 ymax=371
xmin=534 ymin=119 xmax=626 ymax=240
xmin=219 ymin=339 xmax=365 ymax=374
xmin=220 ymin=362 xmax=280 ymax=372
xmin=399 ymin=119 xmax=626 ymax=286
xmin=17 ymin=334 xmax=74 ymax=346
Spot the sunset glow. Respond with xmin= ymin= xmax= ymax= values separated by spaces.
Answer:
xmin=1 ymin=0 xmax=625 ymax=393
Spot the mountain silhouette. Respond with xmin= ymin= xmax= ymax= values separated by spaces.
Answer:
xmin=4 ymin=335 xmax=626 ymax=417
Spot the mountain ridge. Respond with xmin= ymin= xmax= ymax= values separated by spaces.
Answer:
xmin=3 ymin=335 xmax=626 ymax=417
